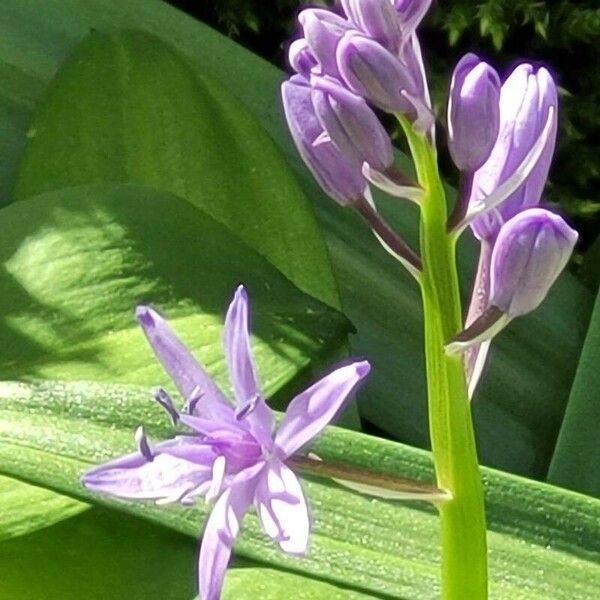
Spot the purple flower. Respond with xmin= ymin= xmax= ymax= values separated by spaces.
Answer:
xmin=469 ymin=64 xmax=558 ymax=239
xmin=340 ymin=0 xmax=403 ymax=53
xmin=298 ymin=8 xmax=353 ymax=78
xmin=336 ymin=31 xmax=417 ymax=114
xmin=394 ymin=0 xmax=432 ymax=37
xmin=489 ymin=208 xmax=578 ymax=316
xmin=448 ymin=209 xmax=577 ymax=357
xmin=310 ymin=74 xmax=394 ymax=172
xmin=281 ymin=75 xmax=368 ymax=205
xmin=82 ymin=286 xmax=370 ymax=600
xmin=447 ymin=53 xmax=501 ymax=172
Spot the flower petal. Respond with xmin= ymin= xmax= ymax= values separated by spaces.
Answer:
xmin=255 ymin=460 xmax=310 ymax=555
xmin=136 ymin=306 xmax=232 ymax=419
xmin=81 ymin=437 xmax=215 ymax=504
xmin=223 ymin=285 xmax=260 ymax=404
xmin=275 ymin=360 xmax=370 ymax=457
xmin=198 ymin=472 xmax=258 ymax=600
xmin=224 ymin=286 xmax=275 ymax=448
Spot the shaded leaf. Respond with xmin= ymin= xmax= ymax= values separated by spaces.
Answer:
xmin=0 ymin=476 xmax=85 ymax=542
xmin=547 ymin=286 xmax=600 ymax=497
xmin=0 ymin=508 xmax=196 ymax=600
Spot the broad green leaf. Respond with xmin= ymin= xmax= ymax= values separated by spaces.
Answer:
xmin=0 ymin=507 xmax=196 ymax=600
xmin=0 ymin=184 xmax=349 ymax=398
xmin=0 ymin=380 xmax=598 ymax=599
xmin=0 ymin=476 xmax=85 ymax=541
xmin=11 ymin=28 xmax=339 ymax=311
xmin=547 ymin=287 xmax=600 ymax=497
xmin=0 ymin=0 xmax=593 ymax=480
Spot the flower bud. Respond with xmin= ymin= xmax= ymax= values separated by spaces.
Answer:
xmin=394 ymin=0 xmax=431 ymax=36
xmin=336 ymin=31 xmax=417 ymax=113
xmin=471 ymin=64 xmax=558 ymax=239
xmin=448 ymin=53 xmax=500 ymax=172
xmin=288 ymin=39 xmax=318 ymax=78
xmin=490 ymin=208 xmax=577 ymax=316
xmin=310 ymin=75 xmax=393 ymax=171
xmin=281 ymin=76 xmax=367 ymax=205
xmin=299 ymin=8 xmax=353 ymax=78
xmin=340 ymin=0 xmax=403 ymax=53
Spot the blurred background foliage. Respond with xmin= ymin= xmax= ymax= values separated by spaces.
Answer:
xmin=168 ymin=0 xmax=599 ymax=251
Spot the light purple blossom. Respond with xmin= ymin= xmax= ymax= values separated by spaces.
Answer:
xmin=340 ymin=0 xmax=403 ymax=53
xmin=310 ymin=74 xmax=394 ymax=171
xmin=298 ymin=8 xmax=353 ymax=79
xmin=336 ymin=31 xmax=418 ymax=114
xmin=82 ymin=286 xmax=370 ymax=600
xmin=489 ymin=208 xmax=578 ymax=316
xmin=447 ymin=53 xmax=501 ymax=172
xmin=470 ymin=64 xmax=558 ymax=240
xmin=281 ymin=75 xmax=367 ymax=205
xmin=394 ymin=0 xmax=432 ymax=37
xmin=450 ymin=209 xmax=577 ymax=391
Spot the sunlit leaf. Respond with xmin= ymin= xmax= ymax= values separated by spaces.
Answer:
xmin=0 ymin=380 xmax=598 ymax=599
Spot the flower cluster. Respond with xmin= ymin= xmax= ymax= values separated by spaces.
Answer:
xmin=281 ymin=0 xmax=577 ymax=397
xmin=282 ymin=0 xmax=432 ymax=208
xmin=445 ymin=57 xmax=578 ymax=393
xmin=82 ymin=286 xmax=369 ymax=600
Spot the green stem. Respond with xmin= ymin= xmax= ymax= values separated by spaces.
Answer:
xmin=398 ymin=117 xmax=488 ymax=599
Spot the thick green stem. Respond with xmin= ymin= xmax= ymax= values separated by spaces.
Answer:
xmin=399 ymin=117 xmax=488 ymax=599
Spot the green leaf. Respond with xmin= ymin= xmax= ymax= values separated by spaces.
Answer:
xmin=222 ymin=568 xmax=378 ymax=600
xmin=547 ymin=286 xmax=600 ymax=497
xmin=0 ymin=183 xmax=349 ymax=397
xmin=0 ymin=380 xmax=599 ymax=599
xmin=11 ymin=28 xmax=339 ymax=311
xmin=0 ymin=0 xmax=593 ymax=477
xmin=0 ymin=507 xmax=197 ymax=600
xmin=0 ymin=504 xmax=375 ymax=600
xmin=0 ymin=476 xmax=85 ymax=541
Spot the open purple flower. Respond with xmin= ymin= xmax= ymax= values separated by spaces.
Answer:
xmin=82 ymin=286 xmax=370 ymax=600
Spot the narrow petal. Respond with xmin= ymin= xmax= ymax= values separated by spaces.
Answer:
xmin=255 ymin=460 xmax=310 ymax=554
xmin=275 ymin=361 xmax=370 ymax=457
xmin=223 ymin=286 xmax=275 ymax=448
xmin=81 ymin=437 xmax=214 ymax=504
xmin=462 ymin=106 xmax=556 ymax=233
xmin=136 ymin=306 xmax=232 ymax=419
xmin=223 ymin=285 xmax=260 ymax=404
xmin=198 ymin=472 xmax=259 ymax=600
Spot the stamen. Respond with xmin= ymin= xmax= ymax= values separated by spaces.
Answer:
xmin=235 ymin=394 xmax=260 ymax=421
xmin=184 ymin=385 xmax=204 ymax=415
xmin=153 ymin=387 xmax=179 ymax=425
xmin=134 ymin=426 xmax=154 ymax=461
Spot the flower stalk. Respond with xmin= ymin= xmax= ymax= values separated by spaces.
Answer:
xmin=398 ymin=115 xmax=488 ymax=599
